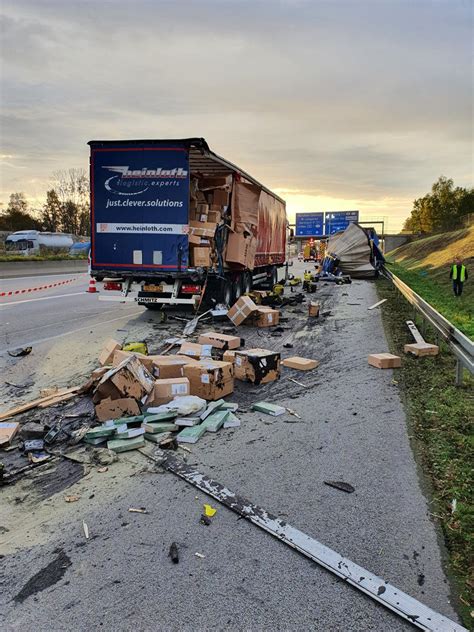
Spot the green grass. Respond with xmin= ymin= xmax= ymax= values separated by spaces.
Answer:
xmin=386 ymin=260 xmax=473 ymax=339
xmin=377 ymin=278 xmax=473 ymax=625
xmin=0 ymin=254 xmax=88 ymax=262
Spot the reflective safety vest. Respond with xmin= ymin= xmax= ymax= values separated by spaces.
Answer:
xmin=452 ymin=264 xmax=466 ymax=282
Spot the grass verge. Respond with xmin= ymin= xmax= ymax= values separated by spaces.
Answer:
xmin=377 ymin=277 xmax=473 ymax=626
xmin=385 ymin=261 xmax=473 ymax=339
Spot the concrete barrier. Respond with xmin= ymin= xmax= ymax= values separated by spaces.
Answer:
xmin=0 ymin=260 xmax=88 ymax=279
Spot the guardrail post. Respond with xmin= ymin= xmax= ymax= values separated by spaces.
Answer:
xmin=455 ymin=360 xmax=463 ymax=386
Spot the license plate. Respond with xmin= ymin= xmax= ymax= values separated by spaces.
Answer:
xmin=143 ymin=284 xmax=163 ymax=292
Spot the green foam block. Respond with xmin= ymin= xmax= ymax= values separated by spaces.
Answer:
xmin=107 ymin=436 xmax=145 ymax=452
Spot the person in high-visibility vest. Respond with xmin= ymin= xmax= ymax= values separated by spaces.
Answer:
xmin=449 ymin=257 xmax=468 ymax=296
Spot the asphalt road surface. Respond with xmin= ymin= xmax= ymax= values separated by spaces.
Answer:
xmin=0 ymin=264 xmax=462 ymax=631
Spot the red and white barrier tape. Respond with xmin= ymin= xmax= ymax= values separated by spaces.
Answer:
xmin=0 ymin=277 xmax=78 ymax=297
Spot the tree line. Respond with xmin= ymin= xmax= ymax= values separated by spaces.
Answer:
xmin=403 ymin=176 xmax=473 ymax=233
xmin=0 ymin=169 xmax=90 ymax=235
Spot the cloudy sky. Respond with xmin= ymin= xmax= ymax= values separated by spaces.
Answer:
xmin=1 ymin=0 xmax=472 ymax=231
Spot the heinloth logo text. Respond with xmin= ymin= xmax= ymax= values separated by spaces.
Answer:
xmin=105 ymin=198 xmax=184 ymax=208
xmin=102 ymin=166 xmax=188 ymax=178
xmin=97 ymin=223 xmax=188 ymax=235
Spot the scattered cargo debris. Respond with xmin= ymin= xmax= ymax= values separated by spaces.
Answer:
xmin=368 ymin=298 xmax=387 ymax=310
xmin=324 ymin=480 xmax=355 ymax=493
xmin=252 ymin=402 xmax=286 ymax=416
xmin=169 ymin=542 xmax=179 ymax=563
xmin=7 ymin=347 xmax=32 ymax=358
xmin=368 ymin=353 xmax=401 ymax=369
xmin=281 ymin=357 xmax=319 ymax=371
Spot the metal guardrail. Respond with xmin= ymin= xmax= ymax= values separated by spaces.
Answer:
xmin=383 ymin=267 xmax=473 ymax=385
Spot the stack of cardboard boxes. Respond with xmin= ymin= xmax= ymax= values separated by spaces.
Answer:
xmin=188 ymin=176 xmax=231 ymax=269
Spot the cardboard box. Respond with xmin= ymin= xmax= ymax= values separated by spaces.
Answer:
xmin=223 ymin=350 xmax=236 ymax=363
xmin=189 ymin=220 xmax=217 ymax=238
xmin=308 ymin=302 xmax=320 ymax=317
xmin=281 ymin=356 xmax=319 ymax=370
xmin=0 ymin=421 xmax=20 ymax=447
xmin=198 ymin=331 xmax=241 ymax=350
xmin=368 ymin=353 xmax=401 ymax=369
xmin=188 ymin=233 xmax=202 ymax=246
xmin=199 ymin=176 xmax=232 ymax=190
xmin=207 ymin=210 xmax=222 ymax=223
xmin=149 ymin=355 xmax=196 ymax=378
xmin=225 ymin=229 xmax=256 ymax=268
xmin=146 ymin=377 xmax=190 ymax=406
xmin=183 ymin=360 xmax=234 ymax=400
xmin=197 ymin=203 xmax=209 ymax=214
xmin=94 ymin=356 xmax=155 ymax=402
xmin=404 ymin=342 xmax=439 ymax=357
xmin=227 ymin=295 xmax=258 ymax=326
xmin=251 ymin=307 xmax=280 ymax=328
xmin=95 ymin=397 xmax=140 ymax=422
xmin=234 ymin=348 xmax=280 ymax=384
xmin=190 ymin=246 xmax=211 ymax=268
xmin=98 ymin=339 xmax=121 ymax=366
xmin=211 ymin=189 xmax=230 ymax=206
xmin=112 ymin=349 xmax=154 ymax=372
xmin=179 ymin=341 xmax=212 ymax=358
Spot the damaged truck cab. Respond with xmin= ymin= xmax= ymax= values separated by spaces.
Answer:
xmin=88 ymin=138 xmax=288 ymax=308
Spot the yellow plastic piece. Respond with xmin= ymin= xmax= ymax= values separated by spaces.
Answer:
xmin=204 ymin=504 xmax=217 ymax=517
xmin=272 ymin=284 xmax=284 ymax=296
xmin=123 ymin=342 xmax=148 ymax=355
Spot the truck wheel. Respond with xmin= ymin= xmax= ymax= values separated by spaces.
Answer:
xmin=221 ymin=278 xmax=233 ymax=306
xmin=263 ymin=266 xmax=278 ymax=289
xmin=232 ymin=274 xmax=243 ymax=302
xmin=242 ymin=271 xmax=252 ymax=294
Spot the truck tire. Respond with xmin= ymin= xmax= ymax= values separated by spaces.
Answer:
xmin=204 ymin=277 xmax=233 ymax=307
xmin=241 ymin=271 xmax=252 ymax=295
xmin=263 ymin=266 xmax=278 ymax=290
xmin=221 ymin=278 xmax=233 ymax=306
xmin=232 ymin=274 xmax=243 ymax=303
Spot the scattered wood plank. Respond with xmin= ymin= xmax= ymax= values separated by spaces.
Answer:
xmin=0 ymin=386 xmax=80 ymax=421
xmin=367 ymin=298 xmax=387 ymax=310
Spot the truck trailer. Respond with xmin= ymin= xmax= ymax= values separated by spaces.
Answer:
xmin=88 ymin=138 xmax=288 ymax=308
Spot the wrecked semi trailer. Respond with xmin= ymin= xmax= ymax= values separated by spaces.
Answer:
xmin=88 ymin=138 xmax=288 ymax=307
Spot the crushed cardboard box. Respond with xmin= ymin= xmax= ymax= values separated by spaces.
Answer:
xmin=308 ymin=302 xmax=320 ymax=317
xmin=0 ymin=421 xmax=20 ymax=447
xmin=94 ymin=356 xmax=155 ymax=403
xmin=99 ymin=339 xmax=122 ymax=366
xmin=95 ymin=397 xmax=141 ymax=422
xmin=112 ymin=349 xmax=154 ymax=372
xmin=198 ymin=331 xmax=241 ymax=350
xmin=183 ymin=360 xmax=234 ymax=400
xmin=234 ymin=348 xmax=281 ymax=384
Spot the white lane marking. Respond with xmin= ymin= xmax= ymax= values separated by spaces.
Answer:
xmin=0 ymin=292 xmax=88 ymax=307
xmin=0 ymin=310 xmax=144 ymax=354
xmin=1 ymin=272 xmax=88 ymax=282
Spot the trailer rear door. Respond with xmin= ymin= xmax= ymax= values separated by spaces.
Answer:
xmin=90 ymin=142 xmax=189 ymax=273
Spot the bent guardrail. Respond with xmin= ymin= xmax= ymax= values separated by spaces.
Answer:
xmin=383 ymin=267 xmax=473 ymax=385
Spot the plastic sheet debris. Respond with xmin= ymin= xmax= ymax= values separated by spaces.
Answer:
xmin=128 ymin=507 xmax=148 ymax=514
xmin=7 ymin=347 xmax=32 ymax=357
xmin=169 ymin=542 xmax=179 ymax=563
xmin=147 ymin=395 xmax=207 ymax=417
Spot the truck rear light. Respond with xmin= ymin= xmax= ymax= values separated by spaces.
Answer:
xmin=181 ymin=284 xmax=201 ymax=294
xmin=104 ymin=281 xmax=122 ymax=291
